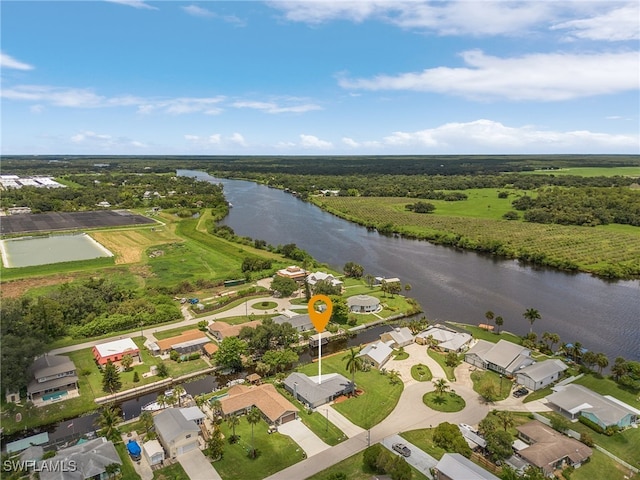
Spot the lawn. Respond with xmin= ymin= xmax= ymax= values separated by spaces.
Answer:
xmin=153 ymin=325 xmax=209 ymax=340
xmin=91 ymin=226 xmax=180 ymax=264
xmin=411 ymin=364 xmax=433 ymax=382
xmin=451 ymin=323 xmax=523 ymax=345
xmin=305 ymin=449 xmax=429 ymax=480
xmin=152 ymin=462 xmax=190 ymax=480
xmin=296 ymin=355 xmax=403 ymax=429
xmin=423 ymin=391 xmax=465 ymax=412
xmin=571 ymin=450 xmax=640 ymax=480
xmin=400 ymin=428 xmax=446 ymax=460
xmin=114 ymin=442 xmax=142 ymax=480
xmin=215 ymin=416 xmax=304 ymax=480
xmin=251 ymin=300 xmax=278 ymax=310
xmin=427 ymin=350 xmax=456 ymax=381
xmin=470 ymin=370 xmax=512 ymax=401
xmin=573 ymin=373 xmax=640 ymax=409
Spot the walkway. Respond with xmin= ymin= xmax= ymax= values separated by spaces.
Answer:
xmin=178 ymin=449 xmax=222 ymax=480
xmin=277 ymin=418 xmax=330 ymax=457
xmin=316 ymin=405 xmax=365 ymax=438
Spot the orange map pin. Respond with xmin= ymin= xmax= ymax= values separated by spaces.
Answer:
xmin=308 ymin=294 xmax=333 ymax=333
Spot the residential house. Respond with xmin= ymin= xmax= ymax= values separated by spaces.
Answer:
xmin=306 ymin=271 xmax=343 ymax=289
xmin=347 ymin=294 xmax=381 ymax=313
xmin=273 ymin=310 xmax=313 ymax=332
xmin=154 ymin=408 xmax=201 ymax=458
xmin=208 ymin=320 xmax=262 ymax=341
xmin=515 ymin=420 xmax=592 ymax=476
xmin=415 ymin=324 xmax=473 ymax=352
xmin=203 ymin=343 xmax=219 ymax=358
xmin=546 ymin=384 xmax=638 ymax=429
xmin=284 ymin=372 xmax=352 ymax=408
xmin=276 ymin=266 xmax=308 ymax=281
xmin=27 ymin=354 xmax=78 ymax=403
xmin=309 ymin=331 xmax=334 ymax=348
xmin=143 ymin=439 xmax=165 ymax=466
xmin=515 ymin=360 xmax=568 ymax=391
xmin=219 ymin=383 xmax=298 ymax=425
xmin=465 ymin=339 xmax=534 ymax=376
xmin=357 ymin=341 xmax=394 ymax=369
xmin=38 ymin=437 xmax=121 ymax=480
xmin=374 ymin=276 xmax=401 ymax=286
xmin=380 ymin=327 xmax=414 ymax=348
xmin=434 ymin=453 xmax=500 ymax=480
xmin=92 ymin=338 xmax=140 ymax=366
xmin=155 ymin=329 xmax=210 ymax=355
xmin=179 ymin=406 xmax=206 ymax=426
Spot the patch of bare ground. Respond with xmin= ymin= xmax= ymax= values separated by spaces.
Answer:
xmin=1 ymin=274 xmax=78 ymax=298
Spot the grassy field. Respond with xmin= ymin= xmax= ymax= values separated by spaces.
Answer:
xmin=571 ymin=449 xmax=640 ymax=480
xmin=423 ymin=391 xmax=465 ymax=412
xmin=521 ymin=167 xmax=640 ymax=177
xmin=152 ymin=463 xmax=189 ymax=480
xmin=452 ymin=323 xmax=523 ymax=345
xmin=91 ymin=226 xmax=181 ymax=264
xmin=315 ymin=195 xmax=640 ymax=278
xmin=573 ymin=373 xmax=640 ymax=409
xmin=296 ymin=355 xmax=403 ymax=429
xmin=470 ymin=370 xmax=512 ymax=401
xmin=215 ymin=416 xmax=304 ymax=480
xmin=400 ymin=428 xmax=447 ymax=460
xmin=427 ymin=350 xmax=456 ymax=381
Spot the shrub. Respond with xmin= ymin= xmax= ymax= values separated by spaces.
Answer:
xmin=580 ymin=432 xmax=594 ymax=447
xmin=133 ymin=371 xmax=140 ymax=383
xmin=578 ymin=415 xmax=605 ymax=434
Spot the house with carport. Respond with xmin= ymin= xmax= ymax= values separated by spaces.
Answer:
xmin=219 ymin=383 xmax=298 ymax=425
xmin=154 ymin=408 xmax=201 ymax=458
xmin=546 ymin=384 xmax=638 ymax=429
xmin=515 ymin=359 xmax=567 ymax=391
xmin=273 ymin=310 xmax=313 ymax=332
xmin=306 ymin=271 xmax=343 ymax=290
xmin=284 ymin=372 xmax=352 ymax=408
xmin=465 ymin=339 xmax=534 ymax=376
xmin=357 ymin=341 xmax=394 ymax=369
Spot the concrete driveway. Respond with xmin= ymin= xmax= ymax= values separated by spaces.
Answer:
xmin=383 ymin=343 xmax=447 ymax=387
xmin=316 ymin=405 xmax=365 ymax=438
xmin=277 ymin=418 xmax=330 ymax=457
xmin=381 ymin=434 xmax=438 ymax=479
xmin=178 ymin=448 xmax=222 ymax=480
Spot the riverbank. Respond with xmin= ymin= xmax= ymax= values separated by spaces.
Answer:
xmin=312 ymin=195 xmax=640 ymax=280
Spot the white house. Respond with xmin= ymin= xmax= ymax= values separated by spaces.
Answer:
xmin=143 ymin=439 xmax=165 ymax=466
xmin=357 ymin=341 xmax=393 ymax=369
xmin=154 ymin=408 xmax=201 ymax=458
xmin=306 ymin=271 xmax=343 ymax=289
xmin=415 ymin=324 xmax=473 ymax=352
xmin=347 ymin=295 xmax=380 ymax=313
xmin=515 ymin=359 xmax=567 ymax=391
xmin=465 ymin=339 xmax=534 ymax=376
xmin=380 ymin=327 xmax=414 ymax=348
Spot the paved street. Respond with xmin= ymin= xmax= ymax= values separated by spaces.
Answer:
xmin=381 ymin=434 xmax=438 ymax=479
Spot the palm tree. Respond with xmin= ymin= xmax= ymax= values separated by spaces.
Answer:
xmin=571 ymin=342 xmax=584 ymax=363
xmin=105 ymin=463 xmax=120 ymax=480
xmin=156 ymin=393 xmax=167 ymax=409
xmin=611 ymin=357 xmax=628 ymax=381
xmin=139 ymin=410 xmax=154 ymax=438
xmin=485 ymin=311 xmax=495 ymax=329
xmin=523 ymin=308 xmax=541 ymax=335
xmin=246 ymin=407 xmax=261 ymax=458
xmin=211 ymin=399 xmax=222 ymax=419
xmin=495 ymin=410 xmax=515 ymax=432
xmin=495 ymin=316 xmax=504 ymax=334
xmin=96 ymin=404 xmax=121 ymax=442
xmin=596 ymin=353 xmax=609 ymax=374
xmin=343 ymin=347 xmax=363 ymax=395
xmin=227 ymin=414 xmax=240 ymax=443
xmin=432 ymin=378 xmax=449 ymax=398
xmin=195 ymin=394 xmax=205 ymax=409
xmin=173 ymin=385 xmax=186 ymax=407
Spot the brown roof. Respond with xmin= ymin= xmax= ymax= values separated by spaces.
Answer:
xmin=156 ymin=329 xmax=207 ymax=351
xmin=219 ymin=384 xmax=297 ymax=423
xmin=203 ymin=343 xmax=219 ymax=355
xmin=247 ymin=373 xmax=261 ymax=383
xmin=208 ymin=321 xmax=262 ymax=339
xmin=517 ymin=421 xmax=592 ymax=474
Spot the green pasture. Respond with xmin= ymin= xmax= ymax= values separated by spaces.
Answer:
xmin=296 ymin=355 xmax=403 ymax=429
xmin=0 ymin=256 xmax=115 ymax=282
xmin=452 ymin=323 xmax=523 ymax=345
xmin=215 ymin=417 xmax=304 ymax=480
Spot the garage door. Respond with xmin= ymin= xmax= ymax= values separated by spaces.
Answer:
xmin=280 ymin=412 xmax=297 ymax=424
xmin=177 ymin=441 xmax=198 ymax=456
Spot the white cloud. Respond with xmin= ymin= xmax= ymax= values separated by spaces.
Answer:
xmin=376 ymin=119 xmax=639 ymax=150
xmin=342 ymin=137 xmax=360 ymax=147
xmin=229 ymin=133 xmax=247 ymax=146
xmin=105 ymin=0 xmax=158 ymax=10
xmin=71 ymin=131 xmax=112 ymax=143
xmin=232 ymin=100 xmax=322 ymax=114
xmin=1 ymin=52 xmax=34 ymax=70
xmin=300 ymin=134 xmax=332 ymax=149
xmin=70 ymin=130 xmax=147 ymax=149
xmin=551 ymin=3 xmax=639 ymax=41
xmin=182 ymin=5 xmax=215 ymax=18
xmin=339 ymin=50 xmax=639 ymax=101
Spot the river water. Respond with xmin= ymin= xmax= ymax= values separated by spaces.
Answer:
xmin=180 ymin=170 xmax=639 ymax=363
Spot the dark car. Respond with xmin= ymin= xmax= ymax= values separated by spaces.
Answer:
xmin=513 ymin=387 xmax=528 ymax=398
xmin=392 ymin=443 xmax=411 ymax=457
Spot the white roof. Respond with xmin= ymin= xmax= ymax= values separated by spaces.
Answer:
xmin=386 ymin=327 xmax=414 ymax=345
xmin=94 ymin=338 xmax=138 ymax=357
xmin=516 ymin=360 xmax=567 ymax=382
xmin=143 ymin=439 xmax=164 ymax=457
xmin=179 ymin=406 xmax=206 ymax=422
xmin=358 ymin=341 xmax=393 ymax=365
xmin=436 ymin=453 xmax=500 ymax=480
xmin=547 ymin=384 xmax=636 ymax=425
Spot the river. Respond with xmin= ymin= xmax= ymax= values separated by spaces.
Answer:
xmin=180 ymin=170 xmax=640 ymax=363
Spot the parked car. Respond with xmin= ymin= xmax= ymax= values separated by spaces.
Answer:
xmin=513 ymin=387 xmax=528 ymax=398
xmin=392 ymin=443 xmax=411 ymax=457
xmin=459 ymin=423 xmax=476 ymax=432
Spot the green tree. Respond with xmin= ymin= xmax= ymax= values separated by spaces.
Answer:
xmin=105 ymin=463 xmax=120 ymax=480
xmin=206 ymin=427 xmax=224 ymax=460
xmin=121 ymin=354 xmax=134 ymax=372
xmin=156 ymin=362 xmax=169 ymax=378
xmin=139 ymin=410 xmax=154 ymax=439
xmin=433 ymin=378 xmax=449 ymax=398
xmin=611 ymin=357 xmax=628 ymax=381
xmin=246 ymin=407 xmax=261 ymax=459
xmin=132 ymin=371 xmax=140 ymax=383
xmin=445 ymin=351 xmax=459 ymax=368
xmin=214 ymin=337 xmax=247 ymax=371
xmin=485 ymin=310 xmax=495 ymax=328
xmin=550 ymin=414 xmax=570 ymax=433
xmin=495 ymin=316 xmax=504 ymax=334
xmin=270 ymin=276 xmax=298 ymax=297
xmin=595 ymin=352 xmax=609 ymax=374
xmin=102 ymin=360 xmax=122 ymax=394
xmin=330 ymin=295 xmax=349 ymax=324
xmin=364 ymin=274 xmax=375 ymax=288
xmin=343 ymin=347 xmax=363 ymax=395
xmin=404 ymin=283 xmax=412 ymax=294
xmin=387 ymin=282 xmax=402 ymax=298
xmin=96 ymin=404 xmax=121 ymax=441
xmin=495 ymin=410 xmax=515 ymax=431
xmin=433 ymin=422 xmax=472 ymax=457
xmin=389 ymin=455 xmax=412 ymax=480
xmin=173 ymin=385 xmax=186 ymax=407
xmin=485 ymin=429 xmax=514 ymax=461
xmin=523 ymin=308 xmax=541 ymax=335
xmin=343 ymin=262 xmax=364 ymax=278
xmin=227 ymin=414 xmax=240 ymax=443
xmin=582 ymin=351 xmax=598 ymax=370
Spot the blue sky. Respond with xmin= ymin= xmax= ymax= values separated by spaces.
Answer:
xmin=2 ymin=1 xmax=639 ymax=155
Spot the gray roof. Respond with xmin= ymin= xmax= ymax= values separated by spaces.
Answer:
xmin=482 ymin=340 xmax=531 ymax=370
xmin=274 ymin=313 xmax=313 ymax=330
xmin=347 ymin=295 xmax=379 ymax=308
xmin=179 ymin=406 xmax=206 ymax=422
xmin=466 ymin=339 xmax=495 ymax=357
xmin=284 ymin=372 xmax=352 ymax=405
xmin=29 ymin=354 xmax=76 ymax=380
xmin=384 ymin=327 xmax=414 ymax=345
xmin=435 ymin=453 xmax=500 ymax=480
xmin=546 ymin=384 xmax=635 ymax=426
xmin=173 ymin=337 xmax=211 ymax=350
xmin=28 ymin=374 xmax=79 ymax=395
xmin=19 ymin=445 xmax=44 ymax=462
xmin=358 ymin=341 xmax=393 ymax=366
xmin=38 ymin=437 xmax=121 ymax=480
xmin=516 ymin=359 xmax=567 ymax=382
xmin=154 ymin=408 xmax=200 ymax=443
